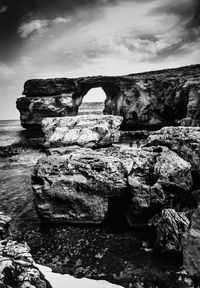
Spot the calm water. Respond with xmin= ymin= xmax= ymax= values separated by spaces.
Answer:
xmin=0 ymin=119 xmax=180 ymax=286
xmin=0 ymin=119 xmax=24 ymax=146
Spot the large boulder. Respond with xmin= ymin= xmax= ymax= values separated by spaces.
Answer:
xmin=32 ymin=148 xmax=128 ymax=224
xmin=149 ymin=209 xmax=189 ymax=252
xmin=42 ymin=114 xmax=123 ymax=148
xmin=145 ymin=127 xmax=200 ymax=176
xmin=183 ymin=205 xmax=200 ymax=277
xmin=127 ymin=146 xmax=192 ymax=221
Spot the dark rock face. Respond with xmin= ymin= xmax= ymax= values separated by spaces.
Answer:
xmin=16 ymin=65 xmax=200 ymax=130
xmin=146 ymin=126 xmax=200 ymax=177
xmin=183 ymin=205 xmax=200 ymax=277
xmin=32 ymin=149 xmax=128 ymax=224
xmin=149 ymin=209 xmax=189 ymax=252
xmin=42 ymin=114 xmax=123 ymax=148
xmin=127 ymin=146 xmax=192 ymax=220
xmin=0 ymin=212 xmax=11 ymax=239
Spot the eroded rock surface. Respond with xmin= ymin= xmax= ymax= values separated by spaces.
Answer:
xmin=32 ymin=148 xmax=128 ymax=223
xmin=146 ymin=126 xmax=200 ymax=176
xmin=127 ymin=146 xmax=192 ymax=221
xmin=149 ymin=209 xmax=189 ymax=252
xmin=17 ymin=65 xmax=200 ymax=130
xmin=42 ymin=114 xmax=123 ymax=148
xmin=183 ymin=205 xmax=200 ymax=277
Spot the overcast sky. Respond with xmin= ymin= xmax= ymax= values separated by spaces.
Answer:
xmin=0 ymin=0 xmax=199 ymax=119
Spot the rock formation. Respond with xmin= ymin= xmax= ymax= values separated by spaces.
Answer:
xmin=16 ymin=64 xmax=200 ymax=130
xmin=127 ymin=146 xmax=192 ymax=221
xmin=42 ymin=114 xmax=123 ymax=148
xmin=149 ymin=209 xmax=189 ymax=252
xmin=32 ymin=148 xmax=128 ymax=223
xmin=145 ymin=127 xmax=200 ymax=181
xmin=183 ymin=205 xmax=200 ymax=277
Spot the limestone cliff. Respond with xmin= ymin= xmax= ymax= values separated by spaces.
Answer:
xmin=16 ymin=64 xmax=200 ymax=130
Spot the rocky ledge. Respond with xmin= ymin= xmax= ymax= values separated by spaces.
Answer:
xmin=17 ymin=64 xmax=200 ymax=130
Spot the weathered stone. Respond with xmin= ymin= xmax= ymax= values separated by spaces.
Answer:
xmin=42 ymin=114 xmax=123 ymax=148
xmin=32 ymin=148 xmax=128 ymax=223
xmin=167 ymin=270 xmax=195 ymax=288
xmin=146 ymin=126 xmax=200 ymax=176
xmin=183 ymin=205 xmax=200 ymax=277
xmin=149 ymin=209 xmax=189 ymax=252
xmin=127 ymin=146 xmax=192 ymax=219
xmin=17 ymin=65 xmax=200 ymax=130
xmin=0 ymin=212 xmax=11 ymax=239
xmin=0 ymin=240 xmax=47 ymax=288
xmin=16 ymin=95 xmax=76 ymax=129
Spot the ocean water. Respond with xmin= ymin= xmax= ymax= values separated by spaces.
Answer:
xmin=0 ymin=119 xmax=24 ymax=146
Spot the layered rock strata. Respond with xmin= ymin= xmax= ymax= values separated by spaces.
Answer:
xmin=17 ymin=64 xmax=200 ymax=130
xmin=42 ymin=114 xmax=123 ymax=148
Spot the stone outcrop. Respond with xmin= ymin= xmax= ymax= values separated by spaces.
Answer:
xmin=145 ymin=126 xmax=200 ymax=176
xmin=183 ymin=205 xmax=200 ymax=277
xmin=149 ymin=209 xmax=189 ymax=252
xmin=16 ymin=64 xmax=200 ymax=130
xmin=42 ymin=114 xmax=123 ymax=148
xmin=32 ymin=144 xmax=193 ymax=225
xmin=0 ymin=212 xmax=11 ymax=239
xmin=32 ymin=148 xmax=128 ymax=224
xmin=127 ymin=146 xmax=192 ymax=220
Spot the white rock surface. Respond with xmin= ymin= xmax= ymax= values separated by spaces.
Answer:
xmin=35 ymin=263 xmax=124 ymax=288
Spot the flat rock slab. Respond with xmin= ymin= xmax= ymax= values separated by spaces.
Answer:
xmin=42 ymin=114 xmax=123 ymax=148
xmin=32 ymin=148 xmax=127 ymax=224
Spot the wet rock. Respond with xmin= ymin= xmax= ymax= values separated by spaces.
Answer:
xmin=0 ymin=212 xmax=11 ymax=239
xmin=183 ymin=205 xmax=200 ymax=277
xmin=146 ymin=126 xmax=200 ymax=176
xmin=42 ymin=114 xmax=123 ymax=148
xmin=127 ymin=146 xmax=192 ymax=221
xmin=10 ymin=151 xmax=45 ymax=167
xmin=167 ymin=270 xmax=195 ymax=288
xmin=0 ymin=240 xmax=47 ymax=288
xmin=32 ymin=148 xmax=128 ymax=223
xmin=149 ymin=209 xmax=189 ymax=252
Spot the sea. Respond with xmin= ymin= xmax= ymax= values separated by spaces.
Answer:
xmin=0 ymin=119 xmax=24 ymax=146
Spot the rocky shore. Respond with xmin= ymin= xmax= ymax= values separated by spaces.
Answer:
xmin=1 ymin=65 xmax=200 ymax=287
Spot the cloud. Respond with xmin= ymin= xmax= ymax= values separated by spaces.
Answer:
xmin=17 ymin=17 xmax=71 ymax=38
xmin=52 ymin=17 xmax=71 ymax=24
xmin=0 ymin=5 xmax=7 ymax=13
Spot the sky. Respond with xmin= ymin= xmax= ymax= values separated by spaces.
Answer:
xmin=0 ymin=0 xmax=199 ymax=119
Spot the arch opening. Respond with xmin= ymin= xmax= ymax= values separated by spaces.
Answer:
xmin=78 ymin=87 xmax=107 ymax=115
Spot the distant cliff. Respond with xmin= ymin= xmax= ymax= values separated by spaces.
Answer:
xmin=16 ymin=64 xmax=200 ymax=130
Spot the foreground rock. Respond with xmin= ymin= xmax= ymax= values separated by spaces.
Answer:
xmin=17 ymin=65 xmax=200 ymax=130
xmin=32 ymin=148 xmax=127 ymax=223
xmin=149 ymin=209 xmax=189 ymax=252
xmin=0 ymin=212 xmax=11 ymax=239
xmin=127 ymin=146 xmax=192 ymax=222
xmin=42 ymin=114 xmax=123 ymax=148
xmin=183 ymin=205 xmax=200 ymax=277
xmin=146 ymin=126 xmax=200 ymax=176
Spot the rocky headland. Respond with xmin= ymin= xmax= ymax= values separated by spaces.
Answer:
xmin=1 ymin=64 xmax=200 ymax=287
